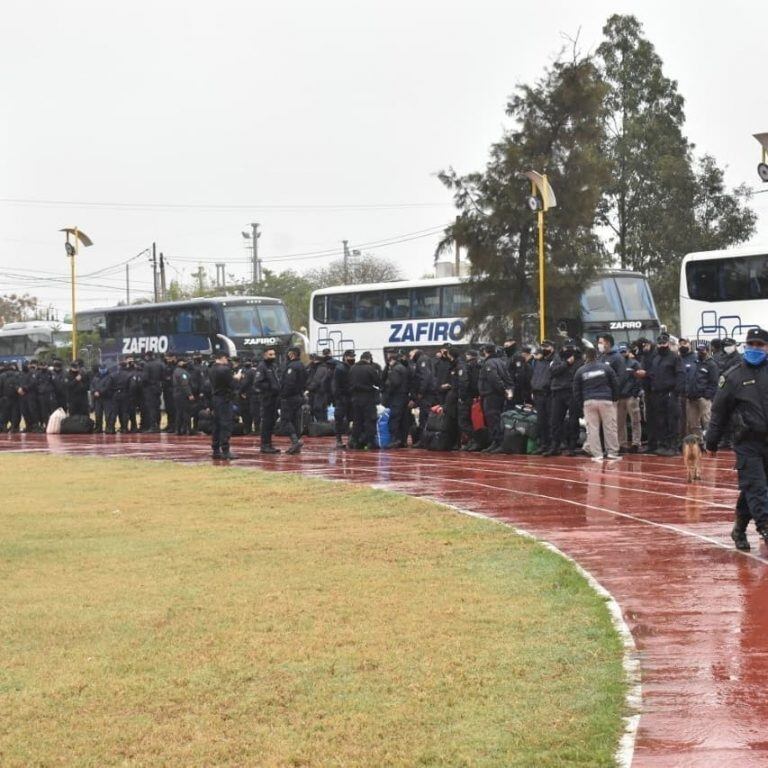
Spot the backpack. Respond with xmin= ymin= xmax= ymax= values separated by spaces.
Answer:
xmin=60 ymin=414 xmax=94 ymax=434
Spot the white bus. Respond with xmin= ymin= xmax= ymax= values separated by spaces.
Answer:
xmin=680 ymin=246 xmax=768 ymax=344
xmin=309 ymin=271 xmax=660 ymax=363
xmin=0 ymin=321 xmax=73 ymax=363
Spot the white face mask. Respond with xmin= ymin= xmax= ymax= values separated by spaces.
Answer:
xmin=597 ymin=343 xmax=606 ymax=353
xmin=724 ymin=345 xmax=736 ymax=354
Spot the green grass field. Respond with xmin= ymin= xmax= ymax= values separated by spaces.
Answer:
xmin=0 ymin=454 xmax=627 ymax=767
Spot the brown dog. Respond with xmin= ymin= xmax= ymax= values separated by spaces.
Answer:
xmin=682 ymin=435 xmax=702 ymax=483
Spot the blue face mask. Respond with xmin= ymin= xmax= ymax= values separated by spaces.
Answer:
xmin=743 ymin=347 xmax=767 ymax=366
xmin=98 ymin=367 xmax=108 ymax=376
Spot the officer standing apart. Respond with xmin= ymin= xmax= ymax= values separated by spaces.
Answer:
xmin=706 ymin=328 xmax=768 ymax=551
xmin=209 ymin=352 xmax=238 ymax=460
xmin=349 ymin=351 xmax=380 ymax=449
xmin=277 ymin=346 xmax=306 ymax=455
xmin=254 ymin=346 xmax=281 ymax=454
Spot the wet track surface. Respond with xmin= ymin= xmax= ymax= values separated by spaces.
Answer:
xmin=4 ymin=433 xmax=768 ymax=767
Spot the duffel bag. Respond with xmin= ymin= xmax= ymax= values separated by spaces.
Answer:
xmin=309 ymin=421 xmax=336 ymax=437
xmin=46 ymin=407 xmax=67 ymax=434
xmin=502 ymin=428 xmax=528 ymax=454
xmin=472 ymin=427 xmax=491 ymax=450
xmin=422 ymin=429 xmax=454 ymax=452
xmin=60 ymin=414 xmax=94 ymax=434
xmin=426 ymin=410 xmax=452 ymax=433
xmin=376 ymin=408 xmax=391 ymax=448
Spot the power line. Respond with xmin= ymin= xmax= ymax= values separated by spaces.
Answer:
xmin=0 ymin=197 xmax=453 ymax=212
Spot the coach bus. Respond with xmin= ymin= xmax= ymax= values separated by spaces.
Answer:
xmin=0 ymin=321 xmax=72 ymax=363
xmin=309 ymin=271 xmax=660 ymax=363
xmin=680 ymin=245 xmax=768 ymax=344
xmin=76 ymin=296 xmax=296 ymax=365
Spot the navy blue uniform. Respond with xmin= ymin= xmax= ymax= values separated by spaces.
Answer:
xmin=209 ymin=363 xmax=235 ymax=455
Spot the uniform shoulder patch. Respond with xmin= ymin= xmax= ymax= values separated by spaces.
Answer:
xmin=718 ymin=375 xmax=726 ymax=388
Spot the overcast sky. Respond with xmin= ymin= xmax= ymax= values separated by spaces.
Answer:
xmin=2 ymin=0 xmax=767 ymax=316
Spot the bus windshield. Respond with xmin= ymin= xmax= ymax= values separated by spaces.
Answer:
xmin=614 ymin=275 xmax=658 ymax=319
xmin=222 ymin=304 xmax=291 ymax=337
xmin=581 ymin=275 xmax=656 ymax=322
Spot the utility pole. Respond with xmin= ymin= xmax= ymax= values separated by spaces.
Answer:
xmin=343 ymin=240 xmax=350 ymax=284
xmin=195 ymin=265 xmax=205 ymax=294
xmin=251 ymin=223 xmax=260 ymax=286
xmin=454 ymin=215 xmax=461 ymax=276
xmin=150 ymin=242 xmax=158 ymax=302
xmin=159 ymin=253 xmax=167 ymax=301
xmin=215 ymin=263 xmax=226 ymax=288
xmin=126 ymin=263 xmax=130 ymax=304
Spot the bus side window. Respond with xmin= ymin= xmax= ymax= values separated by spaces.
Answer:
xmin=411 ymin=287 xmax=441 ymax=319
xmin=355 ymin=292 xmax=382 ymax=322
xmin=329 ymin=294 xmax=354 ymax=323
xmin=383 ymin=290 xmax=410 ymax=319
xmin=106 ymin=313 xmax=124 ymax=338
xmin=312 ymin=295 xmax=327 ymax=324
xmin=176 ymin=311 xmax=192 ymax=334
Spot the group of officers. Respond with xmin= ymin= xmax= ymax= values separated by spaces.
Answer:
xmin=3 ymin=329 xmax=768 ymax=552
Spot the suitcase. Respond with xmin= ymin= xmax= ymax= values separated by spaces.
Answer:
xmin=376 ymin=408 xmax=391 ymax=448
xmin=502 ymin=429 xmax=528 ymax=454
xmin=60 ymin=414 xmax=95 ymax=434
xmin=472 ymin=427 xmax=491 ymax=450
xmin=309 ymin=421 xmax=336 ymax=437
xmin=426 ymin=410 xmax=452 ymax=433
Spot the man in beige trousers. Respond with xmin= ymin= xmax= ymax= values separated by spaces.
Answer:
xmin=573 ymin=347 xmax=621 ymax=461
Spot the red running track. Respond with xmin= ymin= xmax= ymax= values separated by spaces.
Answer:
xmin=3 ymin=432 xmax=768 ymax=767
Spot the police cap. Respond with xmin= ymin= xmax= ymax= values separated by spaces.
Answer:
xmin=360 ymin=351 xmax=372 ymax=361
xmin=746 ymin=328 xmax=768 ymax=344
xmin=657 ymin=333 xmax=670 ymax=344
xmin=722 ymin=337 xmax=736 ymax=347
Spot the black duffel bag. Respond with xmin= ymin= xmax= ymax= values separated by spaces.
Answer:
xmin=309 ymin=421 xmax=335 ymax=437
xmin=422 ymin=428 xmax=454 ymax=451
xmin=60 ymin=414 xmax=94 ymax=434
xmin=425 ymin=410 xmax=452 ymax=433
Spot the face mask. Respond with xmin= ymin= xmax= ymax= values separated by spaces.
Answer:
xmin=697 ymin=351 xmax=707 ymax=360
xmin=724 ymin=345 xmax=736 ymax=354
xmin=99 ymin=367 xmax=107 ymax=375
xmin=597 ymin=343 xmax=606 ymax=353
xmin=743 ymin=347 xmax=767 ymax=366
xmin=657 ymin=345 xmax=669 ymax=355
xmin=679 ymin=346 xmax=689 ymax=354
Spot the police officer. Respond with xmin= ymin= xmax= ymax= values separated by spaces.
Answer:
xmin=90 ymin=362 xmax=116 ymax=434
xmin=617 ymin=344 xmax=642 ymax=453
xmin=458 ymin=349 xmax=481 ymax=450
xmin=66 ymin=361 xmax=90 ymax=417
xmin=161 ymin=354 xmax=177 ymax=432
xmin=17 ymin=360 xmax=40 ymax=432
xmin=478 ymin=344 xmax=512 ymax=454
xmin=36 ymin=361 xmax=57 ymax=430
xmin=172 ymin=358 xmax=195 ymax=435
xmin=349 ymin=351 xmax=380 ymax=449
xmin=547 ymin=341 xmax=582 ymax=457
xmin=686 ymin=341 xmax=718 ymax=442
xmin=530 ymin=341 xmax=555 ymax=453
xmin=254 ymin=346 xmax=282 ymax=454
xmin=209 ymin=352 xmax=238 ymax=460
xmin=707 ymin=327 xmax=768 ymax=551
xmin=646 ymin=333 xmax=685 ymax=456
xmin=237 ymin=359 xmax=255 ymax=434
xmin=277 ymin=346 xmax=306 ymax=455
xmin=382 ymin=349 xmax=410 ymax=448
xmin=141 ymin=351 xmax=164 ymax=432
xmin=408 ymin=349 xmax=437 ymax=446
xmin=127 ymin=358 xmax=143 ymax=432
xmin=0 ymin=362 xmax=20 ymax=432
xmin=306 ymin=353 xmax=330 ymax=422
xmin=332 ymin=350 xmax=356 ymax=450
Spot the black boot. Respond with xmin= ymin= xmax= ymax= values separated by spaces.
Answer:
xmin=286 ymin=438 xmax=303 ymax=455
xmin=221 ymin=448 xmax=238 ymax=460
xmin=732 ymin=523 xmax=750 ymax=551
xmin=260 ymin=444 xmax=280 ymax=454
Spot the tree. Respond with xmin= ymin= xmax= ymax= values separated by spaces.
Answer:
xmin=305 ymin=254 xmax=402 ymax=289
xmin=0 ymin=293 xmax=38 ymax=325
xmin=437 ymin=50 xmax=611 ymax=341
xmin=597 ymin=14 xmax=755 ymax=325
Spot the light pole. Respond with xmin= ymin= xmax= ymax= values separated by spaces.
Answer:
xmin=523 ymin=171 xmax=557 ymax=342
xmin=754 ymin=133 xmax=768 ymax=182
xmin=59 ymin=227 xmax=93 ymax=360
xmin=241 ymin=223 xmax=261 ymax=286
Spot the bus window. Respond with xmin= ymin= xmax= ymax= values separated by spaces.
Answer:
xmin=329 ymin=294 xmax=355 ymax=323
xmin=615 ymin=276 xmax=657 ymax=320
xmin=411 ymin=287 xmax=441 ymax=319
xmin=258 ymin=304 xmax=291 ymax=335
xmin=223 ymin=306 xmax=259 ymax=336
xmin=442 ymin=285 xmax=471 ymax=317
xmin=156 ymin=309 xmax=175 ymax=335
xmin=106 ymin=312 xmax=125 ymax=338
xmin=382 ymin=289 xmax=410 ymax=319
xmin=123 ymin=311 xmax=154 ymax=337
xmin=355 ymin=292 xmax=382 ymax=322
xmin=686 ymin=259 xmax=720 ymax=301
xmin=581 ymin=278 xmax=623 ymax=322
xmin=312 ymin=295 xmax=327 ymax=324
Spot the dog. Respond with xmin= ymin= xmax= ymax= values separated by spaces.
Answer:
xmin=682 ymin=435 xmax=702 ymax=483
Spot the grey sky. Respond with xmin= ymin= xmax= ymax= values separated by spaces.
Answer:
xmin=1 ymin=0 xmax=767 ymax=316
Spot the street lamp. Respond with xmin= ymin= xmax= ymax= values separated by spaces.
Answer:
xmin=523 ymin=171 xmax=557 ymax=342
xmin=59 ymin=227 xmax=93 ymax=360
xmin=754 ymin=133 xmax=768 ymax=182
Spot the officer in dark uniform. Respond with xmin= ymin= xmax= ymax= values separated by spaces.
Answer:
xmin=276 ymin=346 xmax=306 ymax=454
xmin=646 ymin=333 xmax=685 ymax=456
xmin=458 ymin=349 xmax=481 ymax=450
xmin=547 ymin=341 xmax=582 ymax=456
xmin=408 ymin=349 xmax=436 ymax=446
xmin=141 ymin=352 xmax=164 ymax=432
xmin=332 ymin=349 xmax=356 ymax=450
xmin=382 ymin=349 xmax=410 ymax=448
xmin=254 ymin=346 xmax=282 ymax=454
xmin=17 ymin=361 xmax=40 ymax=432
xmin=90 ymin=363 xmax=116 ymax=433
xmin=707 ymin=327 xmax=768 ymax=551
xmin=66 ymin=361 xmax=90 ymax=417
xmin=0 ymin=362 xmax=20 ymax=432
xmin=530 ymin=341 xmax=555 ymax=453
xmin=172 ymin=358 xmax=195 ymax=435
xmin=349 ymin=351 xmax=380 ymax=449
xmin=209 ymin=352 xmax=238 ymax=460
xmin=478 ymin=344 xmax=513 ymax=454
xmin=127 ymin=359 xmax=143 ymax=432
xmin=36 ymin=362 xmax=57 ymax=430
xmin=112 ymin=359 xmax=131 ymax=433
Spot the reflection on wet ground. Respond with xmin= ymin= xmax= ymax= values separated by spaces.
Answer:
xmin=3 ymin=433 xmax=768 ymax=767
